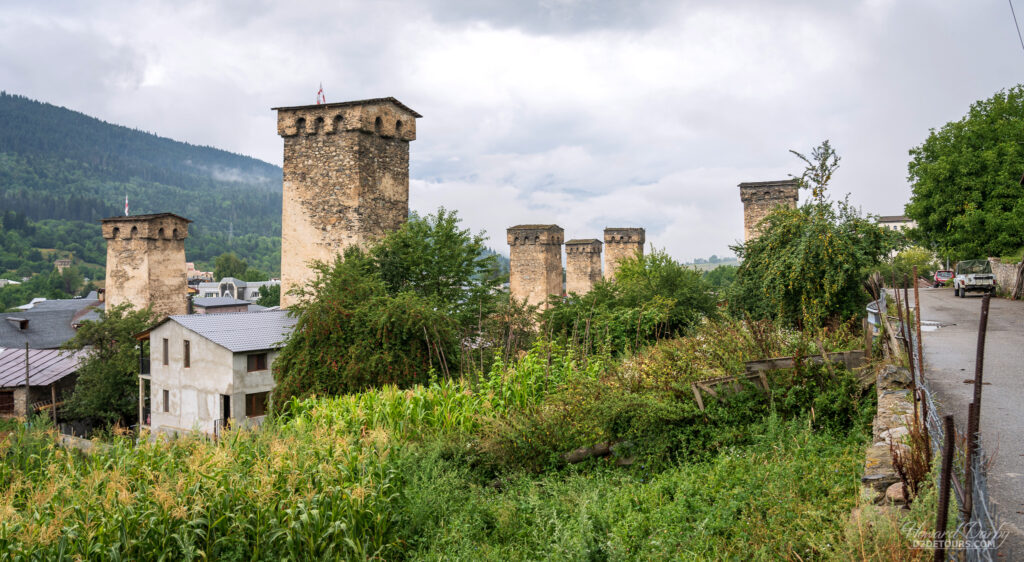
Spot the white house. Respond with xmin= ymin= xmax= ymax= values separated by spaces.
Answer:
xmin=136 ymin=310 xmax=296 ymax=437
xmin=196 ymin=277 xmax=280 ymax=302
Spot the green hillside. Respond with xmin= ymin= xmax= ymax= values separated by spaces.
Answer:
xmin=0 ymin=91 xmax=282 ymax=275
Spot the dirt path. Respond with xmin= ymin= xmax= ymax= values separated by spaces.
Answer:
xmin=916 ymin=286 xmax=1024 ymax=557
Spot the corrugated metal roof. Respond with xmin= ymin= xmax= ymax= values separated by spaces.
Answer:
xmin=165 ymin=310 xmax=296 ymax=353
xmin=0 ymin=347 xmax=87 ymax=388
xmin=0 ymin=295 xmax=99 ymax=349
xmin=193 ymin=297 xmax=251 ymax=308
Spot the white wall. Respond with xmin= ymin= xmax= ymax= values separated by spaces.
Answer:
xmin=146 ymin=322 xmax=282 ymax=437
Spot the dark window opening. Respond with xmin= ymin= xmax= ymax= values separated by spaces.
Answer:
xmin=222 ymin=394 xmax=231 ymax=420
xmin=247 ymin=353 xmax=268 ymax=372
xmin=112 ymin=227 xmax=120 ymax=239
xmin=374 ymin=116 xmax=382 ymax=133
xmin=183 ymin=340 xmax=191 ymax=368
xmin=130 ymin=226 xmax=138 ymax=238
xmin=162 ymin=338 xmax=169 ymax=366
xmin=296 ymin=117 xmax=306 ymax=134
xmin=0 ymin=391 xmax=13 ymax=413
xmin=162 ymin=389 xmax=170 ymax=413
xmin=395 ymin=120 xmax=403 ymax=134
xmin=246 ymin=392 xmax=269 ymax=417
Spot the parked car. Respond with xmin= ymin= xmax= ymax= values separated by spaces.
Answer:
xmin=952 ymin=260 xmax=996 ymax=297
xmin=933 ymin=269 xmax=953 ymax=288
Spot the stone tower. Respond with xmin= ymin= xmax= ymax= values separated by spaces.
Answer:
xmin=101 ymin=213 xmax=190 ymax=317
xmin=507 ymin=225 xmax=564 ymax=308
xmin=565 ymin=239 xmax=602 ymax=295
xmin=273 ymin=97 xmax=421 ymax=307
xmin=603 ymin=228 xmax=645 ymax=280
xmin=739 ymin=179 xmax=799 ymax=242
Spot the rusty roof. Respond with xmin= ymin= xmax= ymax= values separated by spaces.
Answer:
xmin=0 ymin=347 xmax=88 ymax=388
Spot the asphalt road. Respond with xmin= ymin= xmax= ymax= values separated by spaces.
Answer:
xmin=916 ymin=286 xmax=1023 ymax=557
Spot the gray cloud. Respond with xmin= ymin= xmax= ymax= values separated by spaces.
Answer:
xmin=0 ymin=0 xmax=1021 ymax=262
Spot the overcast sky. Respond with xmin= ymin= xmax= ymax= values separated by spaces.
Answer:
xmin=1 ymin=0 xmax=1021 ymax=260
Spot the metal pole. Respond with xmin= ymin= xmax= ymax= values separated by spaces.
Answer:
xmin=935 ymin=414 xmax=956 ymax=562
xmin=913 ymin=266 xmax=925 ymax=382
xmin=963 ymin=293 xmax=992 ymax=521
xmin=903 ymin=276 xmax=920 ymax=421
xmin=23 ymin=342 xmax=29 ymax=418
xmin=963 ymin=401 xmax=977 ymax=519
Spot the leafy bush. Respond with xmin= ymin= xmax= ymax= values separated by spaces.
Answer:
xmin=731 ymin=199 xmax=890 ymax=327
xmin=542 ymin=249 xmax=717 ymax=355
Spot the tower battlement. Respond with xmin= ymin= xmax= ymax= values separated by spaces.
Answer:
xmin=603 ymin=227 xmax=645 ymax=280
xmin=739 ymin=179 xmax=799 ymax=241
xmin=565 ymin=239 xmax=602 ymax=295
xmin=275 ymin=97 xmax=420 ymax=307
xmin=101 ymin=213 xmax=190 ymax=317
xmin=507 ymin=225 xmax=564 ymax=308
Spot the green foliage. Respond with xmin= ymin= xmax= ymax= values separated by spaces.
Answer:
xmin=256 ymin=283 xmax=280 ymax=307
xmin=906 ymin=84 xmax=1024 ymax=260
xmin=213 ymin=252 xmax=249 ymax=280
xmin=702 ymin=263 xmax=738 ymax=292
xmin=542 ymin=249 xmax=717 ymax=355
xmin=274 ymin=209 xmax=507 ymax=403
xmin=62 ymin=304 xmax=159 ymax=427
xmin=879 ymin=246 xmax=939 ymax=283
xmin=731 ymin=200 xmax=890 ymax=327
xmin=790 ymin=139 xmax=841 ymax=201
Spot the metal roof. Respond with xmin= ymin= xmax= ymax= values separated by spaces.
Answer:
xmin=193 ymin=297 xmax=252 ymax=308
xmin=145 ymin=310 xmax=297 ymax=353
xmin=0 ymin=347 xmax=87 ymax=388
xmin=0 ymin=297 xmax=99 ymax=349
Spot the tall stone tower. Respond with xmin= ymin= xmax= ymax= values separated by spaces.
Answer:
xmin=603 ymin=227 xmax=645 ymax=280
xmin=739 ymin=179 xmax=799 ymax=242
xmin=273 ymin=97 xmax=421 ymax=307
xmin=101 ymin=213 xmax=190 ymax=317
xmin=565 ymin=239 xmax=602 ymax=295
xmin=507 ymin=225 xmax=564 ymax=308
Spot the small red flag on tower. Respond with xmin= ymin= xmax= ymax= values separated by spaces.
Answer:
xmin=125 ymin=194 xmax=129 ymax=216
xmin=316 ymin=83 xmax=325 ymax=105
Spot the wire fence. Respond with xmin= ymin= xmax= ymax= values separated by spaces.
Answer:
xmin=904 ymin=319 xmax=1000 ymax=561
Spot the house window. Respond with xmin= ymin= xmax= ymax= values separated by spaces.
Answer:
xmin=247 ymin=353 xmax=268 ymax=372
xmin=245 ymin=392 xmax=269 ymax=417
xmin=183 ymin=340 xmax=191 ymax=368
xmin=162 ymin=389 xmax=170 ymax=412
xmin=162 ymin=338 xmax=169 ymax=366
xmin=0 ymin=391 xmax=13 ymax=413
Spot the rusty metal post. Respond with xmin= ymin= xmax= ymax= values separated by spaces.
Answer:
xmin=913 ymin=266 xmax=925 ymax=382
xmin=963 ymin=401 xmax=977 ymax=519
xmin=935 ymin=414 xmax=956 ymax=562
xmin=962 ymin=293 xmax=992 ymax=520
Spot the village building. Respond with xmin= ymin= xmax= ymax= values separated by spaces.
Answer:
xmin=0 ymin=293 xmax=100 ymax=349
xmin=136 ymin=310 xmax=296 ymax=437
xmin=875 ymin=215 xmax=916 ymax=232
xmin=192 ymin=297 xmax=263 ymax=315
xmin=0 ymin=347 xmax=85 ymax=418
xmin=196 ymin=277 xmax=279 ymax=302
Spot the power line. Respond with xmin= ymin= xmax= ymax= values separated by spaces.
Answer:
xmin=1009 ymin=0 xmax=1024 ymax=55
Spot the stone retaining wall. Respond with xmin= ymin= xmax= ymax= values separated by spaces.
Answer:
xmin=861 ymin=364 xmax=915 ymax=505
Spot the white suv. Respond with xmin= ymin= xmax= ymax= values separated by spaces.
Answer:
xmin=953 ymin=260 xmax=996 ymax=297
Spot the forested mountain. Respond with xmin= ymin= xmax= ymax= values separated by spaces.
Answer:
xmin=0 ymin=92 xmax=281 ymax=235
xmin=0 ymin=91 xmax=282 ymax=276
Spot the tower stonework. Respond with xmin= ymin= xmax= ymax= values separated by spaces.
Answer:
xmin=507 ymin=225 xmax=564 ymax=308
xmin=739 ymin=179 xmax=799 ymax=242
xmin=565 ymin=239 xmax=602 ymax=295
xmin=101 ymin=213 xmax=190 ymax=317
xmin=274 ymin=97 xmax=421 ymax=308
xmin=603 ymin=228 xmax=645 ymax=281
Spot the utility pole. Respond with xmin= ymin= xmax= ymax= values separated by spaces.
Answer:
xmin=23 ymin=342 xmax=30 ymax=418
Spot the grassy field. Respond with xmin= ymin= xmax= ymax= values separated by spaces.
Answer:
xmin=0 ymin=320 xmax=930 ymax=560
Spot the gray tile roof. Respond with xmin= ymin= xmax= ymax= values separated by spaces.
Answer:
xmin=0 ymin=347 xmax=88 ymax=388
xmin=193 ymin=297 xmax=252 ymax=308
xmin=168 ymin=310 xmax=296 ymax=353
xmin=0 ymin=297 xmax=99 ymax=349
